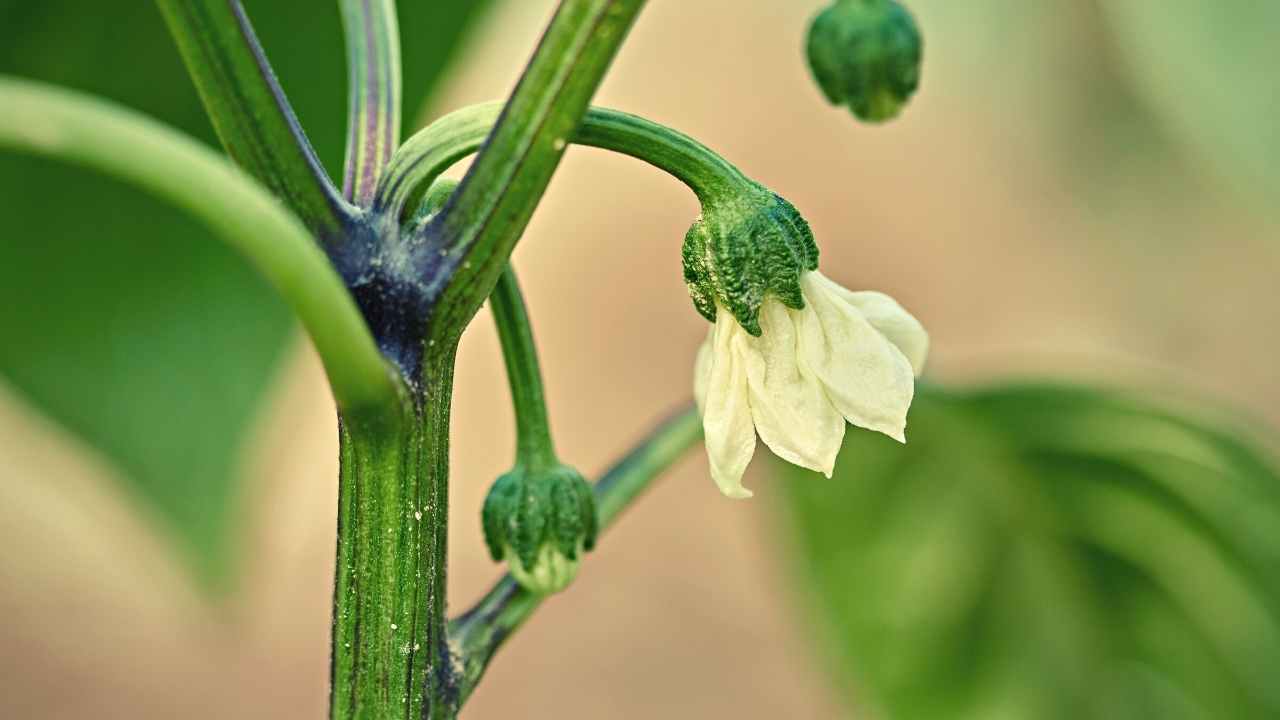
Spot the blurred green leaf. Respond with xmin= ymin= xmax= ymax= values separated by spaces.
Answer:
xmin=919 ymin=1 xmax=1200 ymax=223
xmin=779 ymin=384 xmax=1280 ymax=719
xmin=1099 ymin=2 xmax=1280 ymax=210
xmin=0 ymin=0 xmax=489 ymax=581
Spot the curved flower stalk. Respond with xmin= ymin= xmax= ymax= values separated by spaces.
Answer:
xmin=0 ymin=76 xmax=401 ymax=420
xmin=694 ymin=271 xmax=927 ymax=498
xmin=483 ymin=259 xmax=598 ymax=596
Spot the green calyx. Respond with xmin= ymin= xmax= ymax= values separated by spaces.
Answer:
xmin=682 ymin=183 xmax=819 ymax=335
xmin=481 ymin=462 xmax=598 ymax=595
xmin=806 ymin=0 xmax=923 ymax=123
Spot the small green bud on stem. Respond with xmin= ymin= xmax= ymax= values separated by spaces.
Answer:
xmin=807 ymin=0 xmax=923 ymax=123
xmin=482 ymin=463 xmax=598 ymax=595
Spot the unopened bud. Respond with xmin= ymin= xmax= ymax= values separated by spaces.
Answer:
xmin=481 ymin=463 xmax=597 ymax=595
xmin=807 ymin=0 xmax=923 ymax=123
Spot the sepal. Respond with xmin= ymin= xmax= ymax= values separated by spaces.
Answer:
xmin=682 ymin=184 xmax=818 ymax=336
xmin=481 ymin=462 xmax=597 ymax=595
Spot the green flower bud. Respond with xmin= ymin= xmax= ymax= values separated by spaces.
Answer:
xmin=682 ymin=183 xmax=819 ymax=336
xmin=481 ymin=462 xmax=597 ymax=595
xmin=806 ymin=0 xmax=923 ymax=123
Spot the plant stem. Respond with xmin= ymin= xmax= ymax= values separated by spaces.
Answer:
xmin=377 ymin=103 xmax=750 ymax=223
xmin=331 ymin=345 xmax=458 ymax=720
xmin=490 ymin=266 xmax=557 ymax=468
xmin=571 ymin=108 xmax=751 ymax=202
xmin=333 ymin=2 xmax=650 ymax=714
xmin=416 ymin=0 xmax=649 ymax=348
xmin=449 ymin=406 xmax=703 ymax=706
xmin=340 ymin=0 xmax=402 ymax=207
xmin=0 ymin=76 xmax=399 ymax=418
xmin=156 ymin=0 xmax=352 ymax=238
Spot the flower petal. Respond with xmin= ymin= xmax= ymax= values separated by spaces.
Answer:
xmin=739 ymin=297 xmax=845 ymax=476
xmin=815 ymin=275 xmax=929 ymax=376
xmin=797 ymin=272 xmax=916 ymax=442
xmin=693 ymin=331 xmax=713 ymax=414
xmin=700 ymin=313 xmax=757 ymax=498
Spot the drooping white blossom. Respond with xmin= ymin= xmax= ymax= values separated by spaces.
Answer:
xmin=694 ymin=271 xmax=927 ymax=498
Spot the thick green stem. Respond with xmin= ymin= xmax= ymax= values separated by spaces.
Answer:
xmin=0 ymin=76 xmax=398 ymax=418
xmin=449 ymin=406 xmax=703 ymax=706
xmin=341 ymin=0 xmax=402 ymax=206
xmin=331 ymin=345 xmax=458 ymax=720
xmin=331 ymin=2 xmax=651 ymax=714
xmin=490 ymin=266 xmax=557 ymax=468
xmin=156 ymin=0 xmax=352 ymax=238
xmin=417 ymin=0 xmax=649 ymax=347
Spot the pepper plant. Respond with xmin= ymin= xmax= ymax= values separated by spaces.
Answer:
xmin=0 ymin=0 xmax=921 ymax=714
xmin=4 ymin=1 xmax=1280 ymax=719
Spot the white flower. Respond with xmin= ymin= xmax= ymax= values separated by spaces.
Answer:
xmin=693 ymin=271 xmax=928 ymax=498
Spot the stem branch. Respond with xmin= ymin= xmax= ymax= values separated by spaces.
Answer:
xmin=340 ymin=0 xmax=402 ymax=206
xmin=490 ymin=266 xmax=557 ymax=468
xmin=449 ymin=406 xmax=703 ymax=706
xmin=0 ymin=76 xmax=398 ymax=417
xmin=156 ymin=0 xmax=352 ymax=239
xmin=417 ymin=0 xmax=649 ymax=347
xmin=378 ymin=102 xmax=748 ymax=224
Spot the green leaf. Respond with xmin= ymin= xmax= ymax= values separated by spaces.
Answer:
xmin=1098 ymin=2 xmax=1280 ymax=208
xmin=779 ymin=384 xmax=1280 ymax=719
xmin=0 ymin=0 xmax=490 ymax=580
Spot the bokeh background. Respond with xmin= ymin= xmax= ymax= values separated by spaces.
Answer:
xmin=2 ymin=1 xmax=1278 ymax=718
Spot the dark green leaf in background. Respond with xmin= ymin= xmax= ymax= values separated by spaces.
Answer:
xmin=780 ymin=384 xmax=1280 ymax=719
xmin=0 ymin=0 xmax=490 ymax=581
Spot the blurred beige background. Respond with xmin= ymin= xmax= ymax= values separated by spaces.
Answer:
xmin=2 ymin=0 xmax=1278 ymax=717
